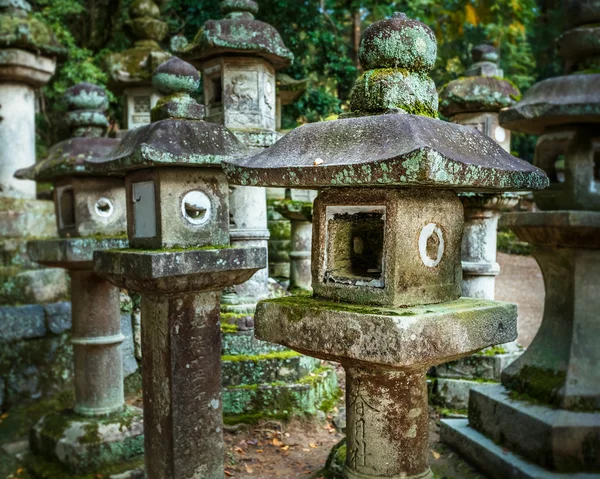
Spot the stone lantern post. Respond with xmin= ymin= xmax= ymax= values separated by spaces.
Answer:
xmin=432 ymin=45 xmax=523 ymax=410
xmin=183 ymin=0 xmax=294 ymax=311
xmin=16 ymin=83 xmax=143 ymax=474
xmin=224 ymin=13 xmax=547 ymax=479
xmin=441 ymin=2 xmax=600 ymax=477
xmin=0 ymin=0 xmax=70 ymax=406
xmin=275 ymin=189 xmax=317 ymax=292
xmin=91 ymin=58 xmax=266 ymax=479
xmin=105 ymin=0 xmax=171 ymax=132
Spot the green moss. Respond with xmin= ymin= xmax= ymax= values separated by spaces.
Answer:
xmin=80 ymin=422 xmax=101 ymax=445
xmin=480 ymin=346 xmax=508 ymax=356
xmin=22 ymin=453 xmax=144 ymax=479
xmin=505 ymin=366 xmax=566 ymax=407
xmin=497 ymin=230 xmax=532 ymax=255
xmin=221 ymin=350 xmax=301 ymax=363
xmin=0 ymin=14 xmax=64 ymax=55
xmin=220 ymin=322 xmax=240 ymax=333
xmin=109 ymin=244 xmax=232 ymax=254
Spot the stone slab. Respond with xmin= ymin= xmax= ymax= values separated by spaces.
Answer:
xmin=433 ymin=378 xmax=487 ymax=411
xmin=28 ymin=237 xmax=129 ymax=269
xmin=94 ymin=245 xmax=267 ymax=294
xmin=441 ymin=419 xmax=600 ymax=479
xmin=222 ymin=329 xmax=288 ymax=356
xmin=468 ymin=384 xmax=600 ymax=472
xmin=435 ymin=351 xmax=522 ymax=381
xmin=0 ymin=197 xmax=57 ymax=239
xmin=44 ymin=301 xmax=72 ymax=334
xmin=0 ymin=304 xmax=46 ymax=341
xmin=0 ymin=267 xmax=69 ymax=305
xmin=120 ymin=312 xmax=138 ymax=378
xmin=255 ymin=297 xmax=517 ymax=369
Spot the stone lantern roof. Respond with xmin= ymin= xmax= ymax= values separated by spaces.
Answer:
xmin=15 ymin=83 xmax=119 ymax=182
xmin=0 ymin=0 xmax=65 ymax=57
xmin=500 ymin=2 xmax=600 ymax=134
xmin=104 ymin=0 xmax=171 ymax=92
xmin=183 ymin=0 xmax=293 ymax=70
xmin=439 ymin=45 xmax=521 ymax=117
xmin=224 ymin=14 xmax=547 ymax=193
xmin=89 ymin=57 xmax=248 ymax=173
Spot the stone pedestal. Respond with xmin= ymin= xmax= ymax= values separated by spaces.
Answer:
xmin=266 ymin=188 xmax=291 ymax=281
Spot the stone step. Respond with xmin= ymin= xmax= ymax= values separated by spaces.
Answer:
xmin=221 ymin=351 xmax=321 ymax=387
xmin=433 ymin=348 xmax=522 ymax=382
xmin=222 ymin=365 xmax=339 ymax=422
xmin=222 ymin=329 xmax=288 ymax=356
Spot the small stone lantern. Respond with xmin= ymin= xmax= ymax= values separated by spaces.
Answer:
xmin=224 ymin=14 xmax=547 ymax=479
xmin=442 ymin=2 xmax=600 ymax=477
xmin=105 ymin=0 xmax=171 ymax=132
xmin=90 ymin=58 xmax=267 ymax=479
xmin=15 ymin=83 xmax=143 ymax=474
xmin=275 ymin=189 xmax=317 ymax=291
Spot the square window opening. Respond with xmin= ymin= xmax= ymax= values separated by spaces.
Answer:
xmin=326 ymin=210 xmax=385 ymax=287
xmin=211 ymin=76 xmax=223 ymax=104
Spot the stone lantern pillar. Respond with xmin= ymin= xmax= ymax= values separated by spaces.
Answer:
xmin=16 ymin=83 xmax=143 ymax=474
xmin=183 ymin=0 xmax=294 ymax=311
xmin=441 ymin=2 xmax=600 ymax=477
xmin=432 ymin=45 xmax=523 ymax=410
xmin=91 ymin=58 xmax=266 ymax=479
xmin=275 ymin=189 xmax=317 ymax=292
xmin=105 ymin=0 xmax=171 ymax=132
xmin=224 ymin=13 xmax=547 ymax=479
xmin=0 ymin=0 xmax=70 ymax=406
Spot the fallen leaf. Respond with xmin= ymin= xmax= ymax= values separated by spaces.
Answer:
xmin=225 ymin=471 xmax=234 ymax=477
xmin=272 ymin=438 xmax=285 ymax=447
xmin=432 ymin=451 xmax=441 ymax=460
xmin=309 ymin=442 xmax=319 ymax=448
xmin=256 ymin=449 xmax=264 ymax=453
xmin=244 ymin=464 xmax=254 ymax=474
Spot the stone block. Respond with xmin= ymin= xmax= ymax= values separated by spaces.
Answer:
xmin=222 ymin=352 xmax=320 ymax=387
xmin=0 ymin=304 xmax=46 ymax=341
xmin=0 ymin=238 xmax=37 ymax=268
xmin=432 ymin=378 xmax=484 ymax=411
xmin=0 ymin=267 xmax=69 ymax=305
xmin=441 ymin=419 xmax=599 ymax=479
xmin=222 ymin=366 xmax=339 ymax=420
xmin=468 ymin=384 xmax=600 ymax=473
xmin=221 ymin=329 xmax=287 ymax=356
xmin=120 ymin=313 xmax=138 ymax=377
xmin=30 ymin=406 xmax=144 ymax=474
xmin=45 ymin=301 xmax=72 ymax=334
xmin=0 ymin=197 xmax=57 ymax=239
xmin=435 ymin=350 xmax=522 ymax=381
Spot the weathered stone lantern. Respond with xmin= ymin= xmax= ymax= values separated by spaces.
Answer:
xmin=90 ymin=57 xmax=267 ymax=479
xmin=224 ymin=13 xmax=547 ymax=479
xmin=432 ymin=45 xmax=523 ymax=410
xmin=15 ymin=83 xmax=143 ymax=474
xmin=442 ymin=2 xmax=600 ymax=477
xmin=183 ymin=0 xmax=294 ymax=311
xmin=275 ymin=189 xmax=317 ymax=292
xmin=0 ymin=0 xmax=70 ymax=405
xmin=105 ymin=0 xmax=171 ymax=132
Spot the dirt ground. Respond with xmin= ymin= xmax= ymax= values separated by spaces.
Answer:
xmin=495 ymin=252 xmax=545 ymax=347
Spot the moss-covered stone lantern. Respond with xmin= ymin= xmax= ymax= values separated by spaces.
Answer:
xmin=105 ymin=0 xmax=171 ymax=132
xmin=90 ymin=57 xmax=267 ymax=479
xmin=432 ymin=45 xmax=523 ymax=410
xmin=442 ymin=2 xmax=600 ymax=477
xmin=223 ymin=13 xmax=547 ymax=479
xmin=15 ymin=83 xmax=143 ymax=475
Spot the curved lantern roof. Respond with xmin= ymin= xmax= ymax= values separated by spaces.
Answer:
xmin=183 ymin=0 xmax=293 ymax=70
xmin=86 ymin=57 xmax=248 ymax=174
xmin=222 ymin=113 xmax=548 ymax=192
xmin=15 ymin=82 xmax=119 ymax=181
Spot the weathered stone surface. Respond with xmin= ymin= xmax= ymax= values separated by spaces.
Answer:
xmin=94 ymin=246 xmax=267 ymax=294
xmin=255 ymin=297 xmax=517 ymax=369
xmin=467 ymin=384 xmax=600 ymax=472
xmin=30 ymin=405 xmax=144 ymax=474
xmin=433 ymin=378 xmax=481 ymax=411
xmin=0 ymin=303 xmax=46 ymax=341
xmin=441 ymin=418 xmax=600 ymax=479
xmin=183 ymin=0 xmax=293 ymax=69
xmin=45 ymin=301 xmax=72 ymax=334
xmin=499 ymin=74 xmax=600 ymax=134
xmin=0 ymin=266 xmax=69 ymax=305
xmin=120 ymin=312 xmax=138 ymax=377
xmin=0 ymin=198 xmax=56 ymax=239
xmin=0 ymin=1 xmax=65 ymax=57
xmin=440 ymin=76 xmax=520 ymax=117
xmin=28 ymin=237 xmax=129 ymax=269
xmin=223 ymin=113 xmax=548 ymax=192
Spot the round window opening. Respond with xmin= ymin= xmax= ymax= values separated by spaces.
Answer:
xmin=494 ymin=126 xmax=507 ymax=144
xmin=182 ymin=191 xmax=212 ymax=225
xmin=95 ymin=198 xmax=114 ymax=218
xmin=418 ymin=223 xmax=444 ymax=268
